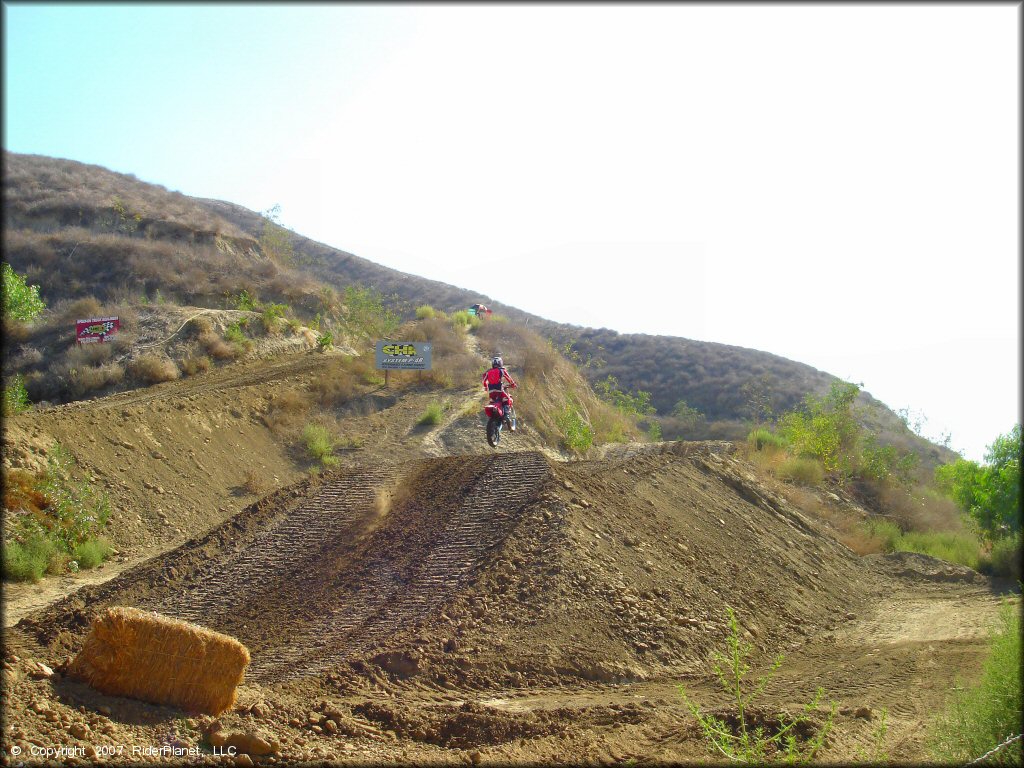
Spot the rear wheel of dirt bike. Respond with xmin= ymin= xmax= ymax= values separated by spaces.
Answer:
xmin=487 ymin=416 xmax=502 ymax=447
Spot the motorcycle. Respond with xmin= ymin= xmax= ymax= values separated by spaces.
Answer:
xmin=484 ymin=384 xmax=517 ymax=448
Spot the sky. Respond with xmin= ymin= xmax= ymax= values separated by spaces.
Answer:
xmin=2 ymin=3 xmax=1019 ymax=461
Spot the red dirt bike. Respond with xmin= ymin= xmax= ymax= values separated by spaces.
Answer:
xmin=484 ymin=384 xmax=517 ymax=448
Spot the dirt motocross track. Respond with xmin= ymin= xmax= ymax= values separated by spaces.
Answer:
xmin=1 ymin=350 xmax=1013 ymax=766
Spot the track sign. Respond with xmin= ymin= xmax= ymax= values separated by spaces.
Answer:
xmin=376 ymin=341 xmax=432 ymax=370
xmin=76 ymin=316 xmax=120 ymax=344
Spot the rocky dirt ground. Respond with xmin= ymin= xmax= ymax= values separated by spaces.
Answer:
xmin=1 ymin=348 xmax=1015 ymax=766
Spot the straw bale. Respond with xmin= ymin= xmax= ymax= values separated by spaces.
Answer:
xmin=67 ymin=607 xmax=250 ymax=715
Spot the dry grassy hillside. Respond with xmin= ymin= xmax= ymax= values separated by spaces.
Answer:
xmin=2 ymin=151 xmax=954 ymax=469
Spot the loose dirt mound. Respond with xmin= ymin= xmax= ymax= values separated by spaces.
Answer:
xmin=3 ymin=441 xmax=1010 ymax=764
xmin=10 ymin=443 xmax=888 ymax=689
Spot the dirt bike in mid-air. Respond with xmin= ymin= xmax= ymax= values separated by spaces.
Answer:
xmin=484 ymin=384 xmax=517 ymax=448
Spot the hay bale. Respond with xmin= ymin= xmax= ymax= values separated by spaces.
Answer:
xmin=67 ymin=607 xmax=250 ymax=715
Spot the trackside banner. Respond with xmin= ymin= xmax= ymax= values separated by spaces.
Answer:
xmin=375 ymin=341 xmax=432 ymax=370
xmin=76 ymin=316 xmax=120 ymax=344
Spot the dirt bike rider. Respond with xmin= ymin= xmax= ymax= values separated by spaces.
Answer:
xmin=483 ymin=356 xmax=517 ymax=430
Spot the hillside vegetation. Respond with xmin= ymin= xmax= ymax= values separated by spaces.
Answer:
xmin=2 ymin=151 xmax=953 ymax=472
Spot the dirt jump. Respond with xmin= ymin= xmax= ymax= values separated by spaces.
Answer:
xmin=4 ymin=431 xmax=1011 ymax=764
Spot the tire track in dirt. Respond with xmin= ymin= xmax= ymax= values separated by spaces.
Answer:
xmin=145 ymin=464 xmax=398 ymax=625
xmin=249 ymin=451 xmax=550 ymax=681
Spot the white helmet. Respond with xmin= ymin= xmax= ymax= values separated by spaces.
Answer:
xmin=492 ymin=356 xmax=503 ymax=368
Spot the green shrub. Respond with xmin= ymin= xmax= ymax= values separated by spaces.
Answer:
xmin=777 ymin=380 xmax=862 ymax=478
xmin=983 ymin=533 xmax=1022 ymax=580
xmin=230 ymin=289 xmax=258 ymax=311
xmin=3 ymin=373 xmax=31 ymax=415
xmin=858 ymin=518 xmax=903 ymax=552
xmin=895 ymin=530 xmax=982 ymax=570
xmin=302 ymin=423 xmax=337 ymax=467
xmin=418 ymin=402 xmax=444 ymax=426
xmin=930 ymin=600 xmax=1022 ymax=764
xmin=748 ymin=427 xmax=787 ymax=451
xmin=415 ymin=305 xmax=437 ymax=320
xmin=2 ymin=262 xmax=46 ymax=321
xmin=224 ymin=321 xmax=247 ymax=344
xmin=2 ymin=534 xmax=57 ymax=582
xmin=680 ymin=606 xmax=836 ymax=763
xmin=556 ymin=400 xmax=594 ymax=453
xmin=777 ymin=457 xmax=825 ymax=486
xmin=317 ymin=331 xmax=334 ymax=349
xmin=261 ymin=302 xmax=289 ymax=334
xmin=73 ymin=537 xmax=113 ymax=569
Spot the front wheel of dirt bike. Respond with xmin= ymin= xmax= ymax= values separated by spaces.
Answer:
xmin=505 ymin=405 xmax=517 ymax=432
xmin=487 ymin=416 xmax=502 ymax=447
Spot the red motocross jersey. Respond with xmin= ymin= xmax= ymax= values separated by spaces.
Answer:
xmin=483 ymin=366 xmax=517 ymax=390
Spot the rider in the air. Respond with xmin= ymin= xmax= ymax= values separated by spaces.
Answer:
xmin=483 ymin=356 xmax=517 ymax=430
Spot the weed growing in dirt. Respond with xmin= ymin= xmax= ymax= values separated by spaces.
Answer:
xmin=2 ymin=446 xmax=113 ymax=581
xmin=302 ymin=423 xmax=338 ymax=468
xmin=679 ymin=606 xmax=836 ymax=764
xmin=852 ymin=707 xmax=889 ymax=763
xmin=748 ymin=427 xmax=788 ymax=451
xmin=418 ymin=402 xmax=445 ymax=426
xmin=929 ymin=599 xmax=1022 ymax=764
xmin=242 ymin=469 xmax=267 ymax=496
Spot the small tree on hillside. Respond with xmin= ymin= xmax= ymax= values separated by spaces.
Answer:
xmin=778 ymin=380 xmax=862 ymax=477
xmin=2 ymin=262 xmax=46 ymax=322
xmin=740 ymin=373 xmax=777 ymax=426
xmin=260 ymin=204 xmax=296 ymax=266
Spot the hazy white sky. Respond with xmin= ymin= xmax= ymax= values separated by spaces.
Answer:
xmin=3 ymin=3 xmax=1019 ymax=460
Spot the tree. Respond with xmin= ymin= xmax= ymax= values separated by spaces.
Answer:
xmin=936 ymin=425 xmax=1021 ymax=541
xmin=671 ymin=400 xmax=706 ymax=429
xmin=777 ymin=380 xmax=862 ymax=477
xmin=2 ymin=262 xmax=46 ymax=322
xmin=260 ymin=204 xmax=295 ymax=266
xmin=740 ymin=373 xmax=777 ymax=425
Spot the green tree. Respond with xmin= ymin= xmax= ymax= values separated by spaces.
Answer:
xmin=2 ymin=262 xmax=46 ymax=322
xmin=343 ymin=285 xmax=399 ymax=337
xmin=777 ymin=380 xmax=862 ymax=477
xmin=935 ymin=425 xmax=1021 ymax=542
xmin=671 ymin=399 xmax=706 ymax=429
xmin=595 ymin=375 xmax=656 ymax=419
xmin=260 ymin=204 xmax=296 ymax=266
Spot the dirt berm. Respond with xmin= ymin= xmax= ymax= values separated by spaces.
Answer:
xmin=7 ymin=440 xmax=1004 ymax=763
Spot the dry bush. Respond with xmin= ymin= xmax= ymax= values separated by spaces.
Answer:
xmin=263 ymin=389 xmax=312 ymax=436
xmin=58 ymin=296 xmax=104 ymax=325
xmin=70 ymin=363 xmax=125 ymax=397
xmin=346 ymin=354 xmax=383 ymax=385
xmin=9 ymin=345 xmax=44 ymax=369
xmin=111 ymin=332 xmax=136 ymax=355
xmin=66 ymin=342 xmax=113 ymax=368
xmin=311 ymin=366 xmax=358 ymax=407
xmin=2 ymin=320 xmax=34 ymax=345
xmin=198 ymin=331 xmax=237 ymax=361
xmin=241 ymin=469 xmax=267 ymax=496
xmin=185 ymin=315 xmax=214 ymax=337
xmin=127 ymin=353 xmax=180 ymax=384
xmin=876 ymin=483 xmax=963 ymax=534
xmin=179 ymin=354 xmax=211 ymax=376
